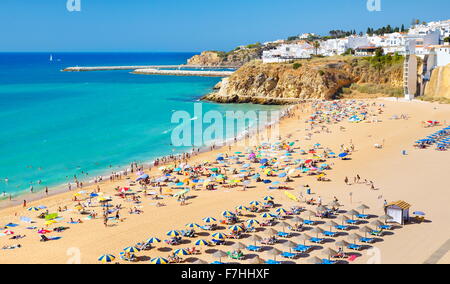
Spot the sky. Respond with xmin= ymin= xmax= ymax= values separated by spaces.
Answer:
xmin=0 ymin=0 xmax=449 ymax=52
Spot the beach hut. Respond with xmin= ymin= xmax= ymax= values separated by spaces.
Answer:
xmin=385 ymin=201 xmax=411 ymax=225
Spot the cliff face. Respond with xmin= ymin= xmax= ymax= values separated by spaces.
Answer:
xmin=203 ymin=58 xmax=404 ymax=104
xmin=424 ymin=64 xmax=450 ymax=99
xmin=187 ymin=45 xmax=269 ymax=67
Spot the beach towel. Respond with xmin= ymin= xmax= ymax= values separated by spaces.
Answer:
xmin=5 ymin=223 xmax=19 ymax=227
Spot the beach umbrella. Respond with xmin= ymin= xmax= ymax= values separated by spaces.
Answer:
xmin=260 ymin=213 xmax=272 ymax=219
xmin=185 ymin=223 xmax=201 ymax=229
xmin=246 ymin=219 xmax=260 ymax=227
xmin=357 ymin=204 xmax=370 ymax=214
xmin=307 ymin=256 xmax=322 ymax=264
xmin=277 ymin=221 xmax=291 ymax=232
xmin=264 ymin=228 xmax=278 ymax=237
xmin=379 ymin=215 xmax=393 ymax=224
xmin=146 ymin=237 xmax=161 ymax=244
xmin=322 ymin=248 xmax=338 ymax=260
xmin=27 ymin=207 xmax=40 ymax=212
xmin=248 ymin=234 xmax=263 ymax=246
xmin=98 ymin=254 xmax=115 ymax=263
xmin=283 ymin=241 xmax=298 ymax=253
xmin=324 ymin=221 xmax=338 ymax=231
xmin=150 ymin=257 xmax=169 ymax=264
xmin=278 ymin=173 xmax=287 ymax=178
xmin=38 ymin=229 xmax=51 ymax=234
xmin=335 ymin=240 xmax=350 ymax=248
xmin=44 ymin=220 xmax=57 ymax=226
xmin=250 ymin=201 xmax=261 ymax=206
xmin=275 ymin=208 xmax=288 ymax=215
xmin=235 ymin=205 xmax=247 ymax=211
xmin=193 ymin=259 xmax=208 ymax=264
xmin=212 ymin=233 xmax=226 ymax=240
xmin=359 ymin=226 xmax=372 ymax=238
xmin=222 ymin=211 xmax=235 ymax=218
xmin=166 ymin=230 xmax=181 ymax=237
xmin=292 ymin=217 xmax=304 ymax=224
xmin=267 ymin=248 xmax=282 ymax=261
xmin=306 ymin=210 xmax=316 ymax=218
xmin=229 ymin=225 xmax=244 ymax=232
xmin=337 ymin=215 xmax=349 ymax=225
xmin=195 ymin=239 xmax=210 ymax=246
xmin=310 ymin=227 xmax=324 ymax=237
xmin=347 ymin=210 xmax=359 ymax=220
xmin=202 ymin=217 xmax=217 ymax=223
xmin=317 ymin=205 xmax=328 ymax=212
xmin=264 ymin=196 xmax=274 ymax=201
xmin=212 ymin=250 xmax=227 ymax=262
xmin=174 ymin=249 xmax=190 ymax=256
xmin=231 ymin=242 xmax=246 ymax=250
xmin=260 ymin=159 xmax=269 ymax=164
xmin=123 ymin=246 xmax=140 ymax=253
xmin=4 ymin=230 xmax=14 ymax=235
xmin=348 ymin=233 xmax=362 ymax=244
xmin=338 ymin=153 xmax=348 ymax=158
xmin=247 ymin=256 xmax=265 ymax=264
xmin=327 ymin=201 xmax=341 ymax=208
xmin=370 ymin=220 xmax=384 ymax=229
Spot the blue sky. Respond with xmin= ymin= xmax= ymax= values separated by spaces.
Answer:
xmin=0 ymin=0 xmax=448 ymax=52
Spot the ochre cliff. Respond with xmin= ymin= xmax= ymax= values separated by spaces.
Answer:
xmin=203 ymin=57 xmax=404 ymax=104
xmin=424 ymin=64 xmax=450 ymax=99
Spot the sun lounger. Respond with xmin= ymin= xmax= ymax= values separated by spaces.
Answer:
xmin=335 ymin=225 xmax=349 ymax=231
xmin=293 ymin=245 xmax=313 ymax=253
xmin=379 ymin=225 xmax=392 ymax=230
xmin=281 ymin=252 xmax=297 ymax=259
xmin=323 ymin=231 xmax=337 ymax=237
xmin=370 ymin=230 xmax=384 ymax=237
xmin=310 ymin=237 xmax=324 ymax=244
xmin=261 ymin=239 xmax=276 ymax=245
xmin=211 ymin=261 xmax=225 ymax=264
xmin=304 ymin=220 xmax=315 ymax=225
xmin=356 ymin=214 xmax=369 ymax=219
xmin=211 ymin=239 xmax=225 ymax=245
xmin=347 ymin=244 xmax=363 ymax=251
xmin=246 ymin=245 xmax=262 ymax=252
xmin=266 ymin=259 xmax=281 ymax=264
xmin=277 ymin=231 xmax=291 ymax=238
xmin=321 ymin=259 xmax=337 ymax=264
xmin=227 ymin=251 xmax=245 ymax=260
xmin=360 ymin=237 xmax=375 ymax=243
xmin=345 ymin=219 xmax=359 ymax=225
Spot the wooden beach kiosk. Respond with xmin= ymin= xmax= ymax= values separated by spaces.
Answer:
xmin=385 ymin=201 xmax=411 ymax=225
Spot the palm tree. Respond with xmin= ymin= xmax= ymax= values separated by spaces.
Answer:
xmin=313 ymin=41 xmax=320 ymax=56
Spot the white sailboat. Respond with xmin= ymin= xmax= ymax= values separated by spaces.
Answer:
xmin=49 ymin=54 xmax=53 ymax=62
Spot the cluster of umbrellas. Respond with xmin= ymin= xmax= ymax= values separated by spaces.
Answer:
xmin=415 ymin=126 xmax=450 ymax=151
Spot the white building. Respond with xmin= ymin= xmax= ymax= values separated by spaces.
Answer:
xmin=318 ymin=36 xmax=369 ymax=56
xmin=262 ymin=42 xmax=314 ymax=63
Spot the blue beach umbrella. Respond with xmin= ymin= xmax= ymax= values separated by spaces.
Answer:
xmin=166 ymin=230 xmax=181 ymax=237
xmin=146 ymin=237 xmax=161 ymax=244
xmin=202 ymin=217 xmax=217 ymax=223
xmin=123 ymin=246 xmax=140 ymax=253
xmin=150 ymin=257 xmax=168 ymax=264
xmin=195 ymin=239 xmax=210 ymax=246
xmin=338 ymin=153 xmax=348 ymax=158
xmin=174 ymin=249 xmax=190 ymax=256
xmin=212 ymin=233 xmax=226 ymax=240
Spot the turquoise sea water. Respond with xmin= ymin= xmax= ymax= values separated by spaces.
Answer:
xmin=0 ymin=53 xmax=279 ymax=196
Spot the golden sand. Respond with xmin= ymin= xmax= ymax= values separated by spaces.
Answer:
xmin=0 ymin=99 xmax=449 ymax=264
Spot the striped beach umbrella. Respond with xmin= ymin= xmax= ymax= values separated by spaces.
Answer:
xmin=263 ymin=196 xmax=274 ymax=201
xmin=212 ymin=233 xmax=226 ymax=240
xmin=276 ymin=208 xmax=288 ymax=215
xmin=166 ymin=230 xmax=181 ymax=237
xmin=4 ymin=230 xmax=14 ymax=235
xmin=222 ymin=211 xmax=235 ymax=218
xmin=202 ymin=217 xmax=217 ymax=223
xmin=228 ymin=225 xmax=244 ymax=232
xmin=27 ymin=207 xmax=40 ymax=212
xmin=123 ymin=246 xmax=140 ymax=253
xmin=250 ymin=201 xmax=261 ymax=206
xmin=185 ymin=223 xmax=201 ymax=229
xmin=247 ymin=219 xmax=260 ymax=226
xmin=260 ymin=213 xmax=272 ymax=219
xmin=195 ymin=239 xmax=210 ymax=246
xmin=98 ymin=254 xmax=115 ymax=263
xmin=235 ymin=205 xmax=247 ymax=211
xmin=146 ymin=237 xmax=161 ymax=244
xmin=174 ymin=249 xmax=190 ymax=256
xmin=150 ymin=257 xmax=168 ymax=264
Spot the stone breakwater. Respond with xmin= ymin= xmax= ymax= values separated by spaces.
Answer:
xmin=131 ymin=69 xmax=234 ymax=77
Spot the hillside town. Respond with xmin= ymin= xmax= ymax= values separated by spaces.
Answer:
xmin=261 ymin=19 xmax=450 ymax=72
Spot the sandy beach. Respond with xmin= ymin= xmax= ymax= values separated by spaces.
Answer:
xmin=0 ymin=98 xmax=449 ymax=264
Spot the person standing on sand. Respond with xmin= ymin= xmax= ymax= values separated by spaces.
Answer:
xmin=45 ymin=187 xmax=48 ymax=196
xmin=344 ymin=177 xmax=349 ymax=185
xmin=23 ymin=200 xmax=26 ymax=208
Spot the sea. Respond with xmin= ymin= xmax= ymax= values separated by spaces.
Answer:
xmin=0 ymin=52 xmax=281 ymax=197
